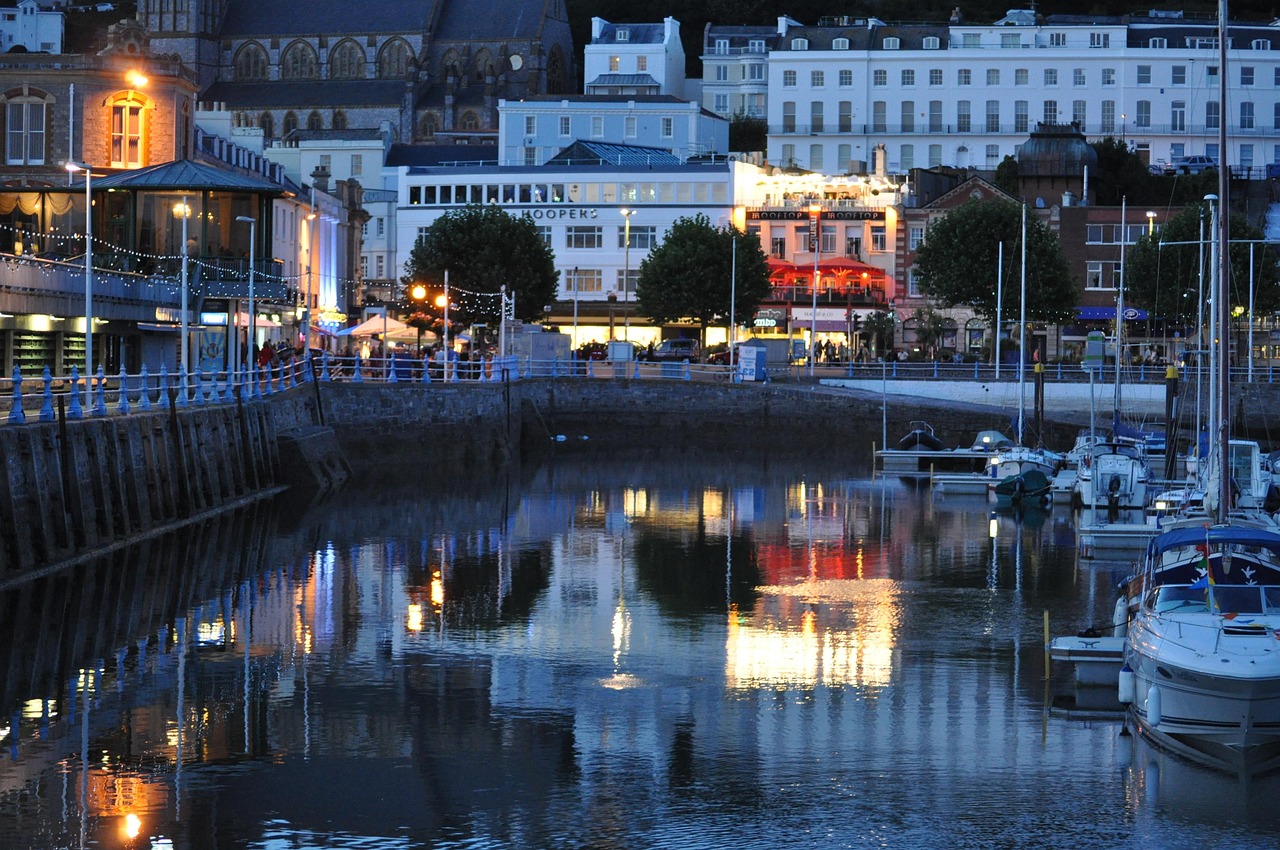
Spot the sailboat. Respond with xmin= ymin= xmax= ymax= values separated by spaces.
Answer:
xmin=988 ymin=205 xmax=1062 ymax=506
xmin=1118 ymin=2 xmax=1280 ymax=770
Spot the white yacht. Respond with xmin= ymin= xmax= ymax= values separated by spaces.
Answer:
xmin=1072 ymin=437 xmax=1150 ymax=510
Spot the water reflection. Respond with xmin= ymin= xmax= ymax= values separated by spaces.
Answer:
xmin=1 ymin=457 xmax=1279 ymax=848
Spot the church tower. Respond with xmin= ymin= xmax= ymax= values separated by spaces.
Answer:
xmin=136 ymin=0 xmax=226 ymax=90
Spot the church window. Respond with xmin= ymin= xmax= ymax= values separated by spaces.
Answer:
xmin=419 ymin=112 xmax=438 ymax=140
xmin=328 ymin=40 xmax=365 ymax=79
xmin=307 ymin=111 xmax=323 ymax=130
xmin=332 ymin=110 xmax=347 ymax=130
xmin=282 ymin=111 xmax=299 ymax=137
xmin=258 ymin=111 xmax=274 ymax=139
xmin=281 ymin=41 xmax=319 ymax=79
xmin=460 ymin=111 xmax=479 ymax=131
xmin=378 ymin=39 xmax=412 ymax=79
xmin=547 ymin=45 xmax=567 ymax=94
xmin=233 ymin=43 xmax=268 ymax=81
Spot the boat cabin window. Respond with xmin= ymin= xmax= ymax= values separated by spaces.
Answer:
xmin=1210 ymin=585 xmax=1266 ymax=615
xmin=1265 ymin=587 xmax=1280 ymax=612
xmin=1151 ymin=584 xmax=1207 ymax=613
xmin=1228 ymin=444 xmax=1257 ymax=493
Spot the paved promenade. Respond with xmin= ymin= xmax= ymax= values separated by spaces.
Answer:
xmin=821 ymin=377 xmax=1174 ymax=418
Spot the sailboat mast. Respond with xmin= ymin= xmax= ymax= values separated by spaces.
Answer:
xmin=1116 ymin=196 xmax=1127 ymax=420
xmin=1019 ymin=204 xmax=1027 ymax=446
xmin=1216 ymin=0 xmax=1232 ymax=516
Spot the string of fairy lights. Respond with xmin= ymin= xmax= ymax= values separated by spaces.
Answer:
xmin=0 ymin=220 xmax=507 ymax=317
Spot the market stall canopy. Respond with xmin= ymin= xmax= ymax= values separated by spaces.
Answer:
xmin=337 ymin=316 xmax=411 ymax=337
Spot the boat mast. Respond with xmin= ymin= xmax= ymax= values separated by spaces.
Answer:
xmin=1116 ymin=196 xmax=1126 ymax=424
xmin=1216 ymin=0 xmax=1231 ymax=517
xmin=1018 ymin=204 xmax=1027 ymax=446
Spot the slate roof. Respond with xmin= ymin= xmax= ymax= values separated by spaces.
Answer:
xmin=434 ymin=0 xmax=548 ymax=41
xmin=202 ymin=80 xmax=406 ymax=109
xmin=386 ymin=143 xmax=498 ymax=167
xmin=545 ymin=141 xmax=681 ymax=166
xmin=289 ymin=129 xmax=386 ymax=142
xmin=585 ymin=74 xmax=660 ymax=88
xmin=220 ymin=0 xmax=438 ymax=37
xmin=592 ymin=22 xmax=666 ymax=44
xmin=76 ymin=160 xmax=288 ymax=193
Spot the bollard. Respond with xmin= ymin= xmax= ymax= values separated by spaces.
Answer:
xmin=93 ymin=365 xmax=108 ymax=416
xmin=116 ymin=365 xmax=130 ymax=414
xmin=158 ymin=365 xmax=171 ymax=408
xmin=137 ymin=365 xmax=151 ymax=411
xmin=67 ymin=366 xmax=84 ymax=419
xmin=39 ymin=366 xmax=54 ymax=422
xmin=7 ymin=366 xmax=24 ymax=424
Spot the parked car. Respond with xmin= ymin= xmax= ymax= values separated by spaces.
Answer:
xmin=647 ymin=338 xmax=701 ymax=362
xmin=576 ymin=341 xmax=608 ymax=361
xmin=1166 ymin=155 xmax=1217 ymax=175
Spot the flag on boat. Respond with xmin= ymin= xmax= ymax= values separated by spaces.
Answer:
xmin=1189 ymin=540 xmax=1214 ymax=590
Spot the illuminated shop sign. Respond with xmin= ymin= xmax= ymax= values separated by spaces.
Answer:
xmin=747 ymin=210 xmax=885 ymax=221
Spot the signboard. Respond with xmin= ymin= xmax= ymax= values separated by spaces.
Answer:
xmin=1083 ymin=330 xmax=1105 ymax=372
xmin=754 ymin=307 xmax=786 ymax=328
xmin=747 ymin=209 xmax=886 ymax=221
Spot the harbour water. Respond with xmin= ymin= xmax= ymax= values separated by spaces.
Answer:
xmin=2 ymin=448 xmax=1279 ymax=849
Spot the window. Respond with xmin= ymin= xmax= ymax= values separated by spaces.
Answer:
xmin=1206 ymin=101 xmax=1220 ymax=129
xmin=661 ymin=116 xmax=673 ymax=138
xmin=811 ymin=70 xmax=824 ymax=87
xmin=616 ymin=28 xmax=629 ymax=41
xmin=1086 ymin=261 xmax=1115 ymax=290
xmin=749 ymin=39 xmax=765 ymax=53
xmin=1090 ymin=32 xmax=1110 ymax=48
xmin=929 ymin=69 xmax=943 ymax=86
xmin=715 ymin=65 xmax=728 ymax=81
xmin=351 ymin=154 xmax=363 ymax=175
xmin=957 ymin=101 xmax=971 ymax=132
xmin=985 ymin=144 xmax=1000 ymax=167
xmin=820 ymin=224 xmax=836 ymax=254
xmin=536 ymin=226 xmax=552 ymax=247
xmin=329 ymin=40 xmax=366 ymax=79
xmin=873 ymin=69 xmax=887 ymax=87
xmin=283 ymin=111 xmax=298 ymax=137
xmin=745 ymin=63 xmax=763 ymax=81
xmin=838 ymin=101 xmax=852 ymax=132
xmin=524 ymin=147 xmax=537 ymax=166
xmin=962 ymin=34 xmax=980 ymax=48
xmin=1253 ymin=39 xmax=1271 ymax=50
xmin=929 ymin=101 xmax=942 ymax=132
xmin=833 ymin=38 xmax=849 ymax=50
xmin=901 ymin=69 xmax=915 ymax=86
xmin=1149 ymin=37 xmax=1167 ymax=48
xmin=234 ymin=43 xmax=268 ymax=80
xmin=1173 ymin=65 xmax=1187 ymax=85
xmin=319 ymin=154 xmax=331 ymax=169
xmin=837 ymin=143 xmax=851 ymax=169
xmin=1242 ymin=66 xmax=1255 ymax=86
xmin=609 ymin=56 xmax=620 ymax=72
xmin=909 ymin=225 xmax=925 ymax=249
xmin=637 ymin=56 xmax=647 ymax=71
xmin=872 ymin=101 xmax=886 ymax=133
xmin=1101 ymin=100 xmax=1115 ymax=133
xmin=811 ymin=101 xmax=824 ymax=132
xmin=567 ymin=269 xmax=602 ymax=294
xmin=617 ymin=268 xmax=639 ymax=294
xmin=1050 ymin=32 xmax=1067 ymax=47
xmin=1207 ymin=65 xmax=1218 ymax=82
xmin=782 ymin=102 xmax=796 ymax=132
xmin=1073 ymin=100 xmax=1087 ymax=127
xmin=1242 ymin=101 xmax=1255 ymax=130
xmin=871 ymin=224 xmax=886 ymax=252
xmin=559 ymin=115 xmax=570 ymax=136
xmin=375 ymin=256 xmax=384 ymax=278
xmin=924 ymin=36 xmax=940 ymax=50
xmin=1274 ymin=103 xmax=1280 ymax=130
xmin=839 ymin=69 xmax=853 ymax=86
xmin=281 ymin=41 xmax=318 ymax=79
xmin=1043 ymin=100 xmax=1058 ymax=124
xmin=591 ymin=115 xmax=604 ymax=137
xmin=1002 ymin=34 xmax=1021 ymax=49
xmin=791 ymin=38 xmax=809 ymax=50
xmin=1014 ymin=100 xmax=1028 ymax=133
xmin=619 ymin=225 xmax=657 ymax=250
xmin=1241 ymin=144 xmax=1254 ymax=168
xmin=1015 ymin=68 xmax=1028 ymax=86
xmin=1172 ymin=101 xmax=1186 ymax=132
xmin=783 ymin=70 xmax=797 ymax=87
xmin=958 ymin=69 xmax=971 ymax=86
xmin=1073 ymin=68 xmax=1086 ymax=86
xmin=110 ymin=94 xmax=146 ymax=168
xmin=307 ymin=111 xmax=323 ymax=130
xmin=1134 ymin=101 xmax=1150 ymax=127
xmin=1044 ymin=68 xmax=1057 ymax=86
xmin=714 ymin=38 xmax=728 ymax=55
xmin=1137 ymin=65 xmax=1151 ymax=85
xmin=377 ymin=39 xmax=412 ymax=78
xmin=883 ymin=37 xmax=900 ymax=50
xmin=566 ymin=226 xmax=603 ymax=248
xmin=713 ymin=94 xmax=728 ymax=114
xmin=5 ymin=98 xmax=45 ymax=165
xmin=1102 ymin=68 xmax=1116 ymax=85
xmin=809 ymin=143 xmax=823 ymax=170
xmin=987 ymin=69 xmax=1000 ymax=86
xmin=986 ymin=100 xmax=1000 ymax=132
xmin=524 ymin=115 xmax=536 ymax=135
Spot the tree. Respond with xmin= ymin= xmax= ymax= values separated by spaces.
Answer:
xmin=911 ymin=302 xmax=951 ymax=360
xmin=913 ymin=200 xmax=1076 ymax=327
xmin=1089 ymin=137 xmax=1157 ymax=206
xmin=1124 ymin=202 xmax=1280 ymax=328
xmin=634 ymin=215 xmax=771 ymax=345
xmin=403 ymin=204 xmax=558 ymax=326
xmin=729 ymin=111 xmax=767 ymax=153
xmin=862 ymin=310 xmax=895 ymax=357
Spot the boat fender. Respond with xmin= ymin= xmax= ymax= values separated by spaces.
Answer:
xmin=1112 ymin=597 xmax=1128 ymax=638
xmin=1118 ymin=664 xmax=1135 ymax=704
xmin=1146 ymin=684 xmax=1162 ymax=727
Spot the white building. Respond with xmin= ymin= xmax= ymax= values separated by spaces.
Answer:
xmin=700 ymin=19 xmax=787 ymax=119
xmin=766 ymin=9 xmax=1280 ymax=174
xmin=0 ymin=0 xmax=62 ymax=54
xmin=496 ymin=95 xmax=728 ymax=165
xmin=583 ymin=16 xmax=685 ymax=98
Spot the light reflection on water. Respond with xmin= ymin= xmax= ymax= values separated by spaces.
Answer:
xmin=0 ymin=459 xmax=1279 ymax=849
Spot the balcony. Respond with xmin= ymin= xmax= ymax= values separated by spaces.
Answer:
xmin=768 ymin=284 xmax=888 ymax=307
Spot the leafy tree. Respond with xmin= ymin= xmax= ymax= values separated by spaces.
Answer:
xmin=913 ymin=199 xmax=1077 ymax=326
xmin=993 ymin=155 xmax=1019 ymax=197
xmin=862 ymin=310 xmax=895 ymax=356
xmin=403 ymin=204 xmax=558 ymax=326
xmin=1124 ymin=202 xmax=1280 ymax=328
xmin=911 ymin=302 xmax=951 ymax=360
xmin=635 ymin=214 xmax=771 ymax=345
xmin=729 ymin=111 xmax=766 ymax=153
xmin=1089 ymin=137 xmax=1157 ymax=206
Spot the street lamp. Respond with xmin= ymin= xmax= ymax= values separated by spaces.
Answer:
xmin=236 ymin=215 xmax=257 ymax=376
xmin=173 ymin=197 xmax=192 ymax=397
xmin=305 ymin=199 xmax=318 ymax=359
xmin=808 ymin=203 xmax=822 ymax=376
xmin=620 ymin=208 xmax=634 ymax=342
xmin=65 ymin=160 xmax=94 ymax=400
xmin=410 ymin=282 xmax=427 ymax=352
xmin=1146 ymin=210 xmax=1157 ymax=236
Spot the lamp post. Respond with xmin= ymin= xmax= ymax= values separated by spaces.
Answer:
xmin=571 ymin=266 xmax=579 ymax=358
xmin=620 ymin=208 xmax=634 ymax=342
xmin=65 ymin=161 xmax=94 ymax=400
xmin=174 ymin=196 xmax=191 ymax=397
xmin=607 ymin=291 xmax=617 ymax=339
xmin=305 ymin=192 xmax=317 ymax=359
xmin=808 ymin=203 xmax=821 ymax=376
xmin=1146 ymin=210 xmax=1157 ymax=236
xmin=236 ymin=215 xmax=257 ymax=375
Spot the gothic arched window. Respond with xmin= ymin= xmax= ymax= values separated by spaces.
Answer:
xmin=280 ymin=41 xmax=318 ymax=79
xmin=328 ymin=40 xmax=365 ymax=79
xmin=258 ymin=111 xmax=274 ymax=139
xmin=332 ymin=110 xmax=347 ymax=130
xmin=377 ymin=38 xmax=412 ymax=79
xmin=418 ymin=112 xmax=438 ymax=140
xmin=459 ymin=110 xmax=479 ymax=131
xmin=546 ymin=45 xmax=566 ymax=94
xmin=307 ymin=111 xmax=323 ymax=130
xmin=282 ymin=111 xmax=298 ymax=137
xmin=233 ymin=43 xmax=268 ymax=80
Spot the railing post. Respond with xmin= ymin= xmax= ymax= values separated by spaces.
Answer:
xmin=634 ymin=359 xmax=641 ymax=380
xmin=892 ymin=361 xmax=898 ymax=378
xmin=973 ymin=360 xmax=979 ymax=380
xmin=67 ymin=366 xmax=84 ymax=419
xmin=137 ymin=365 xmax=152 ymax=411
xmin=223 ymin=369 xmax=236 ymax=403
xmin=1056 ymin=363 xmax=1062 ymax=381
xmin=92 ymin=365 xmax=108 ymax=416
xmin=389 ymin=354 xmax=399 ymax=383
xmin=421 ymin=353 xmax=431 ymax=383
xmin=933 ymin=361 xmax=938 ymax=379
xmin=253 ymin=363 xmax=264 ymax=399
xmin=353 ymin=356 xmax=363 ymax=382
xmin=587 ymin=360 xmax=595 ymax=379
xmin=116 ymin=365 xmax=130 ymax=414
xmin=321 ymin=352 xmax=332 ymax=382
xmin=39 ymin=366 xmax=54 ymax=422
xmin=159 ymin=365 xmax=171 ymax=409
xmin=683 ymin=359 xmax=692 ymax=380
xmin=7 ymin=366 xmax=25 ymax=425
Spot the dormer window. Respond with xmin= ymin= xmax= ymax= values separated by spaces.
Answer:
xmin=883 ymin=37 xmax=900 ymax=50
xmin=749 ymin=39 xmax=765 ymax=52
xmin=832 ymin=38 xmax=849 ymax=50
xmin=1253 ymin=39 xmax=1271 ymax=50
xmin=791 ymin=38 xmax=809 ymax=50
xmin=1149 ymin=37 xmax=1167 ymax=48
xmin=715 ymin=39 xmax=729 ymax=54
xmin=616 ymin=29 xmax=629 ymax=42
xmin=923 ymin=36 xmax=940 ymax=50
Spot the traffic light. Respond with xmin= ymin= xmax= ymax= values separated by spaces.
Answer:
xmin=851 ymin=314 xmax=861 ymax=333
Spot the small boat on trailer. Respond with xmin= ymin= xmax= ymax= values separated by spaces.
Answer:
xmin=876 ymin=427 xmax=1011 ymax=474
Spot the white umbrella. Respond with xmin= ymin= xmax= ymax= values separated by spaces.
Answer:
xmin=337 ymin=316 xmax=411 ymax=337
